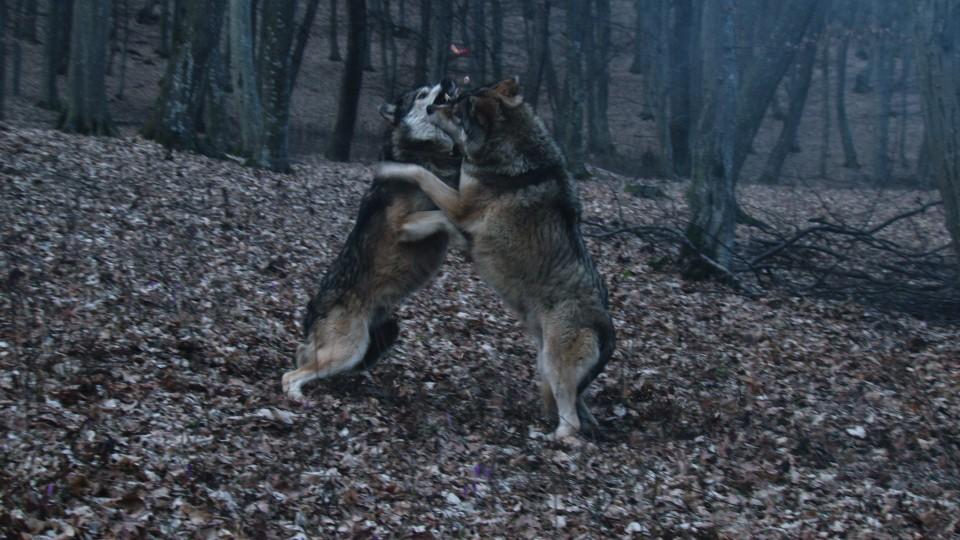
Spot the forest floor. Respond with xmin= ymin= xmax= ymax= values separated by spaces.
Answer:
xmin=2 ymin=125 xmax=960 ymax=538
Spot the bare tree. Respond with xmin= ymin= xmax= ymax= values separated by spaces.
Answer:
xmin=872 ymin=0 xmax=895 ymax=183
xmin=59 ymin=0 xmax=114 ymax=135
xmin=329 ymin=0 xmax=342 ymax=61
xmin=684 ymin=0 xmax=737 ymax=277
xmin=327 ymin=0 xmax=366 ymax=161
xmin=629 ymin=0 xmax=642 ymax=74
xmin=521 ymin=0 xmax=550 ymax=110
xmin=555 ymin=0 xmax=587 ymax=177
xmin=641 ymin=0 xmax=674 ymax=176
xmin=143 ymin=0 xmax=224 ymax=151
xmin=470 ymin=0 xmax=485 ymax=82
xmin=915 ymin=0 xmax=960 ymax=268
xmin=230 ymin=0 xmax=266 ymax=165
xmin=39 ymin=0 xmax=70 ymax=110
xmin=490 ymin=0 xmax=503 ymax=80
xmin=586 ymin=0 xmax=614 ymax=156
xmin=414 ymin=0 xmax=429 ymax=83
xmin=669 ymin=0 xmax=696 ymax=177
xmin=15 ymin=0 xmax=36 ymax=42
xmin=819 ymin=30 xmax=831 ymax=178
xmin=835 ymin=0 xmax=860 ymax=168
xmin=0 ymin=0 xmax=5 ymax=121
xmin=430 ymin=0 xmax=451 ymax=81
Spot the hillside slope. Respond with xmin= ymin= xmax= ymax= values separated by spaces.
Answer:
xmin=1 ymin=126 xmax=958 ymax=537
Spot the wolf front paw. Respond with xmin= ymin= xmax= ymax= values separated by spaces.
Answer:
xmin=374 ymin=162 xmax=424 ymax=184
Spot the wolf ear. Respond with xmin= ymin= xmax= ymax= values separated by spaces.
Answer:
xmin=378 ymin=103 xmax=397 ymax=123
xmin=470 ymin=96 xmax=497 ymax=128
xmin=492 ymin=76 xmax=523 ymax=107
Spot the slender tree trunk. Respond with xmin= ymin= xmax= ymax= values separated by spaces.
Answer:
xmin=399 ymin=0 xmax=405 ymax=28
xmin=430 ymin=0 xmax=450 ymax=81
xmin=915 ymin=0 xmax=960 ymax=271
xmin=819 ymin=32 xmax=831 ymax=179
xmin=643 ymin=0 xmax=673 ymax=176
xmin=522 ymin=0 xmax=550 ymax=110
xmin=0 ymin=0 xmax=5 ymax=121
xmin=629 ymin=0 xmax=642 ymax=74
xmin=556 ymin=0 xmax=587 ymax=177
xmin=59 ymin=0 xmax=114 ymax=135
xmin=836 ymin=23 xmax=859 ymax=167
xmin=730 ymin=0 xmax=829 ymax=185
xmin=58 ymin=0 xmax=74 ymax=75
xmin=258 ymin=0 xmax=295 ymax=171
xmin=143 ymin=0 xmax=225 ymax=151
xmin=327 ymin=0 xmax=366 ymax=161
xmin=230 ymin=0 xmax=266 ymax=165
xmin=470 ymin=0 xmax=485 ymax=82
xmin=414 ymin=0 xmax=429 ymax=83
xmin=587 ymin=0 xmax=614 ymax=155
xmin=872 ymin=0 xmax=894 ymax=184
xmin=39 ymin=0 xmax=66 ymax=109
xmin=16 ymin=0 xmax=36 ymax=42
xmin=898 ymin=33 xmax=912 ymax=167
xmin=757 ymin=11 xmax=823 ymax=184
xmin=364 ymin=0 xmax=376 ymax=70
xmin=204 ymin=39 xmax=230 ymax=154
xmin=159 ymin=0 xmax=172 ymax=56
xmin=490 ymin=0 xmax=503 ymax=80
xmin=329 ymin=0 xmax=342 ymax=60
xmin=289 ymin=0 xmax=321 ymax=87
xmin=116 ymin=0 xmax=131 ymax=99
xmin=12 ymin=40 xmax=21 ymax=97
xmin=670 ymin=0 xmax=695 ymax=177
xmin=684 ymin=0 xmax=737 ymax=277
xmin=379 ymin=0 xmax=396 ymax=99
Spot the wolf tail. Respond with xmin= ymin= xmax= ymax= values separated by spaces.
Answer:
xmin=578 ymin=316 xmax=616 ymax=396
xmin=357 ymin=317 xmax=400 ymax=371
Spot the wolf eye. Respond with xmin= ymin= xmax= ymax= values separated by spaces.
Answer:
xmin=417 ymin=91 xmax=428 ymax=100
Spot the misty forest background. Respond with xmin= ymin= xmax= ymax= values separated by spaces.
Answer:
xmin=2 ymin=0 xmax=960 ymax=537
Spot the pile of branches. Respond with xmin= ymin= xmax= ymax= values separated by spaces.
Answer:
xmin=585 ymin=187 xmax=959 ymax=321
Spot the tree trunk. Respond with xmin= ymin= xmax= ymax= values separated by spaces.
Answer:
xmin=835 ymin=6 xmax=859 ymax=168
xmin=643 ymin=0 xmax=674 ymax=176
xmin=116 ymin=0 xmax=131 ymax=99
xmin=470 ymin=0 xmax=485 ymax=82
xmin=379 ymin=0 xmax=397 ymax=99
xmin=669 ymin=0 xmax=695 ymax=177
xmin=59 ymin=0 xmax=114 ymax=135
xmin=0 ymin=0 xmax=5 ymax=121
xmin=258 ymin=0 xmax=295 ymax=171
xmin=39 ymin=0 xmax=67 ymax=109
xmin=364 ymin=0 xmax=376 ymax=70
xmin=159 ymin=0 xmax=172 ymax=56
xmin=430 ymin=0 xmax=450 ymax=81
xmin=915 ymin=0 xmax=960 ymax=268
xmin=229 ymin=0 xmax=266 ymax=165
xmin=757 ymin=10 xmax=824 ymax=184
xmin=556 ymin=0 xmax=587 ymax=177
xmin=58 ymin=0 xmax=74 ymax=75
xmin=289 ymin=0 xmax=322 ymax=87
xmin=204 ymin=39 xmax=230 ymax=154
xmin=326 ymin=0 xmax=366 ymax=161
xmin=629 ymin=0 xmax=642 ymax=74
xmin=142 ymin=0 xmax=224 ymax=151
xmin=414 ymin=0 xmax=429 ymax=83
xmin=521 ymin=0 xmax=550 ymax=110
xmin=329 ymin=0 xmax=342 ymax=60
xmin=819 ymin=32 xmax=831 ymax=178
xmin=872 ymin=0 xmax=894 ymax=184
xmin=586 ymin=0 xmax=614 ymax=155
xmin=16 ymin=0 xmax=37 ymax=42
xmin=684 ymin=0 xmax=738 ymax=278
xmin=490 ymin=0 xmax=503 ymax=80
xmin=730 ymin=0 xmax=828 ymax=185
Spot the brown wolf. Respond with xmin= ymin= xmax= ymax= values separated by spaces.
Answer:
xmin=376 ymin=78 xmax=615 ymax=440
xmin=282 ymin=80 xmax=462 ymax=400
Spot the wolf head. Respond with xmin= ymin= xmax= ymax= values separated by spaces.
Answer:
xmin=379 ymin=78 xmax=459 ymax=161
xmin=426 ymin=77 xmax=563 ymax=175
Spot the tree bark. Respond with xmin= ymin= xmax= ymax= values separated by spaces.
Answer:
xmin=556 ymin=0 xmax=587 ymax=177
xmin=116 ymin=0 xmax=131 ymax=99
xmin=629 ymin=0 xmax=642 ymax=74
xmin=379 ymin=0 xmax=397 ymax=99
xmin=521 ymin=0 xmax=550 ymax=110
xmin=414 ymin=0 xmax=429 ymax=83
xmin=258 ymin=0 xmax=295 ymax=171
xmin=364 ymin=0 xmax=376 ymax=70
xmin=289 ymin=0 xmax=322 ymax=87
xmin=819 ymin=32 xmax=831 ymax=178
xmin=490 ymin=0 xmax=503 ymax=80
xmin=16 ymin=0 xmax=37 ymax=42
xmin=915 ymin=0 xmax=960 ymax=268
xmin=229 ymin=0 xmax=266 ymax=165
xmin=586 ymin=0 xmax=614 ymax=155
xmin=39 ymin=0 xmax=67 ymax=109
xmin=0 ymin=0 xmax=5 ymax=121
xmin=642 ymin=0 xmax=674 ymax=176
xmin=757 ymin=10 xmax=824 ymax=184
xmin=470 ymin=0 xmax=485 ymax=82
xmin=159 ymin=0 xmax=172 ymax=56
xmin=59 ymin=0 xmax=114 ymax=135
xmin=835 ymin=1 xmax=860 ymax=168
xmin=669 ymin=0 xmax=695 ymax=177
xmin=872 ymin=0 xmax=894 ymax=184
xmin=329 ymin=0 xmax=342 ymax=60
xmin=142 ymin=0 xmax=225 ymax=151
xmin=327 ymin=0 xmax=366 ymax=161
xmin=430 ymin=0 xmax=450 ymax=81
xmin=684 ymin=0 xmax=738 ymax=277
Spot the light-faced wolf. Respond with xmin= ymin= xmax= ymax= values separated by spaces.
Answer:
xmin=282 ymin=79 xmax=462 ymax=400
xmin=376 ymin=78 xmax=616 ymax=441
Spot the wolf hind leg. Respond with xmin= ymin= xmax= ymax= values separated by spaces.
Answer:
xmin=282 ymin=321 xmax=370 ymax=400
xmin=356 ymin=317 xmax=400 ymax=371
xmin=541 ymin=326 xmax=602 ymax=441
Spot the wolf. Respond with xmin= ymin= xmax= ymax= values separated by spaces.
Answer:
xmin=282 ymin=79 xmax=462 ymax=401
xmin=376 ymin=78 xmax=616 ymax=440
